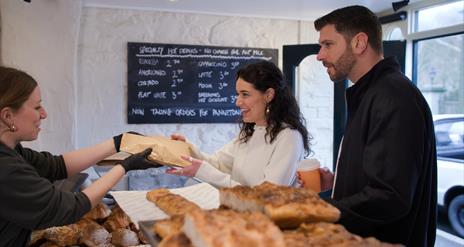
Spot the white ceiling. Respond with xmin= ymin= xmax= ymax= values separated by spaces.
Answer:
xmin=82 ymin=0 xmax=415 ymax=21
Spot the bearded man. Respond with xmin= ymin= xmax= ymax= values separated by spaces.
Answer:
xmin=314 ymin=5 xmax=437 ymax=246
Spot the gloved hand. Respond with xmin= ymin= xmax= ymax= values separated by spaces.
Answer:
xmin=119 ymin=148 xmax=159 ymax=173
xmin=113 ymin=131 xmax=142 ymax=152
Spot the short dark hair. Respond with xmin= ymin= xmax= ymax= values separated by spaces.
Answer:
xmin=236 ymin=60 xmax=311 ymax=156
xmin=314 ymin=5 xmax=383 ymax=54
xmin=0 ymin=66 xmax=38 ymax=111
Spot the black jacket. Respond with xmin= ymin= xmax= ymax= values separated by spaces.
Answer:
xmin=327 ymin=57 xmax=437 ymax=246
xmin=0 ymin=143 xmax=91 ymax=247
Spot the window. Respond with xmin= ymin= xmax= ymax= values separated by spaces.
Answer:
xmin=414 ymin=1 xmax=464 ymax=32
xmin=411 ymin=0 xmax=464 ymax=115
xmin=406 ymin=0 xmax=464 ymax=238
xmin=414 ymin=33 xmax=464 ymax=114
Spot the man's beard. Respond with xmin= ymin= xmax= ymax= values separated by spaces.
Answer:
xmin=325 ymin=48 xmax=356 ymax=83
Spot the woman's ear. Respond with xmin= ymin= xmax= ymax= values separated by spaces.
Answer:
xmin=265 ymin=88 xmax=275 ymax=103
xmin=0 ymin=107 xmax=13 ymax=128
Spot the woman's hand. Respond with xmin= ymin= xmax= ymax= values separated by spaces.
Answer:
xmin=319 ymin=167 xmax=334 ymax=192
xmin=166 ymin=155 xmax=202 ymax=177
xmin=170 ymin=133 xmax=186 ymax=142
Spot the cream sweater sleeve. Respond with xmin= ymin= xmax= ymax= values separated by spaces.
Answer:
xmin=262 ymin=128 xmax=304 ymax=186
xmin=190 ymin=139 xmax=236 ymax=174
xmin=195 ymin=160 xmax=242 ymax=188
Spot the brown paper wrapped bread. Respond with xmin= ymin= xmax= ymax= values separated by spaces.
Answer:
xmin=120 ymin=133 xmax=193 ymax=167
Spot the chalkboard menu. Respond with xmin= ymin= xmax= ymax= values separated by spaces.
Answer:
xmin=127 ymin=42 xmax=278 ymax=123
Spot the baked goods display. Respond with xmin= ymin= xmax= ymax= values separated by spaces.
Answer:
xmin=219 ymin=181 xmax=341 ymax=228
xmin=283 ymin=222 xmax=402 ymax=247
xmin=158 ymin=232 xmax=193 ymax=247
xmin=146 ymin=188 xmax=201 ymax=216
xmin=147 ymin=182 xmax=401 ymax=247
xmin=152 ymin=214 xmax=184 ymax=239
xmin=42 ymin=226 xmax=79 ymax=246
xmin=184 ymin=209 xmax=286 ymax=247
xmin=111 ymin=228 xmax=140 ymax=246
xmin=83 ymin=203 xmax=112 ymax=221
xmin=31 ymin=182 xmax=401 ymax=246
xmin=103 ymin=206 xmax=132 ymax=232
xmin=28 ymin=204 xmax=148 ymax=247
xmin=120 ymin=133 xmax=194 ymax=167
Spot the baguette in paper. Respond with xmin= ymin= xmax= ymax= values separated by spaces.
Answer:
xmin=120 ymin=133 xmax=193 ymax=167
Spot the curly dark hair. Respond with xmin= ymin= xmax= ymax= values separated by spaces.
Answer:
xmin=235 ymin=60 xmax=311 ymax=156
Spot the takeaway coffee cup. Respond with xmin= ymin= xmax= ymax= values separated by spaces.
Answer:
xmin=297 ymin=159 xmax=321 ymax=192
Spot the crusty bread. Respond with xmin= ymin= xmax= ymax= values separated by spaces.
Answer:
xmin=80 ymin=220 xmax=111 ymax=247
xmin=158 ymin=232 xmax=193 ymax=247
xmin=219 ymin=181 xmax=340 ymax=228
xmin=153 ymin=214 xmax=184 ymax=238
xmin=83 ymin=203 xmax=112 ymax=221
xmin=42 ymin=226 xmax=79 ymax=246
xmin=111 ymin=228 xmax=140 ymax=246
xmin=103 ymin=206 xmax=131 ymax=232
xmin=183 ymin=209 xmax=285 ymax=247
xmin=283 ymin=222 xmax=402 ymax=247
xmin=146 ymin=188 xmax=201 ymax=216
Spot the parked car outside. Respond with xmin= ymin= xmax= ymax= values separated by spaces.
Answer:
xmin=434 ymin=114 xmax=464 ymax=237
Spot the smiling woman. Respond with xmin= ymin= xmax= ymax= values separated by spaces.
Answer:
xmin=166 ymin=61 xmax=312 ymax=188
xmin=0 ymin=67 xmax=158 ymax=246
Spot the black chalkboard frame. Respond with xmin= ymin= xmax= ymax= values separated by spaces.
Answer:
xmin=127 ymin=42 xmax=278 ymax=124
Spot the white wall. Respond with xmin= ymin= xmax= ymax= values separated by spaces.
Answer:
xmin=0 ymin=0 xmax=81 ymax=152
xmin=0 ymin=0 xmax=333 ymax=164
xmin=76 ymin=7 xmax=314 ymax=153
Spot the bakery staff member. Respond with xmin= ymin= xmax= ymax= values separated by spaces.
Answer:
xmin=0 ymin=66 xmax=157 ymax=246
xmin=167 ymin=61 xmax=312 ymax=188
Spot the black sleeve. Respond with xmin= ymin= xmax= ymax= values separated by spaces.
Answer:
xmin=331 ymin=90 xmax=427 ymax=232
xmin=15 ymin=144 xmax=68 ymax=182
xmin=0 ymin=156 xmax=91 ymax=230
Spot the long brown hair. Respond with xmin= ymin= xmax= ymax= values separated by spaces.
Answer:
xmin=0 ymin=66 xmax=38 ymax=112
xmin=236 ymin=61 xmax=311 ymax=156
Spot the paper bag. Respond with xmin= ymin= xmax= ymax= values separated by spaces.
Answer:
xmin=120 ymin=133 xmax=193 ymax=167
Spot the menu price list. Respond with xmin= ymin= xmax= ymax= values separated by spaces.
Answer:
xmin=127 ymin=42 xmax=278 ymax=123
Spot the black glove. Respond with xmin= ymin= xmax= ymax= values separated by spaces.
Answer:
xmin=119 ymin=148 xmax=159 ymax=173
xmin=113 ymin=131 xmax=142 ymax=152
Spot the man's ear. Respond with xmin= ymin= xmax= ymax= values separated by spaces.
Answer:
xmin=351 ymin=32 xmax=368 ymax=54
xmin=265 ymin=88 xmax=275 ymax=103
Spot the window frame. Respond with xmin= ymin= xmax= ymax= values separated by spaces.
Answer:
xmin=382 ymin=0 xmax=464 ymax=80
